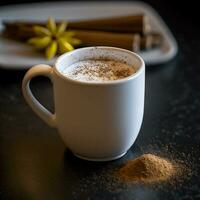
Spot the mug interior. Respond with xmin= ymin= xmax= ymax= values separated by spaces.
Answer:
xmin=55 ymin=46 xmax=144 ymax=83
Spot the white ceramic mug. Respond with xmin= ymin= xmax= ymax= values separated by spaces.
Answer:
xmin=22 ymin=46 xmax=145 ymax=161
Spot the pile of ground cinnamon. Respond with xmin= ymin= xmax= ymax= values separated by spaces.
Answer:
xmin=116 ymin=154 xmax=176 ymax=184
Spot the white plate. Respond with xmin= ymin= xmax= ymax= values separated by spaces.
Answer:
xmin=0 ymin=1 xmax=178 ymax=69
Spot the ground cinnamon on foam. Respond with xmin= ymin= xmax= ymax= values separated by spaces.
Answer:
xmin=63 ymin=60 xmax=135 ymax=82
xmin=116 ymin=154 xmax=176 ymax=184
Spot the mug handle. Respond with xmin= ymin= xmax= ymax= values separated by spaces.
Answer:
xmin=22 ymin=64 xmax=56 ymax=128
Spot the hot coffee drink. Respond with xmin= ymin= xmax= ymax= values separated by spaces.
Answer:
xmin=22 ymin=46 xmax=145 ymax=161
xmin=62 ymin=60 xmax=136 ymax=82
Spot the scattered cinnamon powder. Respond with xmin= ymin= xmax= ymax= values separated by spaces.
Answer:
xmin=116 ymin=154 xmax=176 ymax=184
xmin=73 ymin=148 xmax=194 ymax=197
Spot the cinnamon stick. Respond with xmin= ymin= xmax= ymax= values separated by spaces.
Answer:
xmin=68 ymin=15 xmax=149 ymax=34
xmin=3 ymin=14 xmax=150 ymax=35
xmin=74 ymin=30 xmax=162 ymax=52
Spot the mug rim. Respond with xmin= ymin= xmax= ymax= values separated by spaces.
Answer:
xmin=54 ymin=46 xmax=145 ymax=86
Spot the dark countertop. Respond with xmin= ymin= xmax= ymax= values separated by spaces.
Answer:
xmin=0 ymin=1 xmax=200 ymax=199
